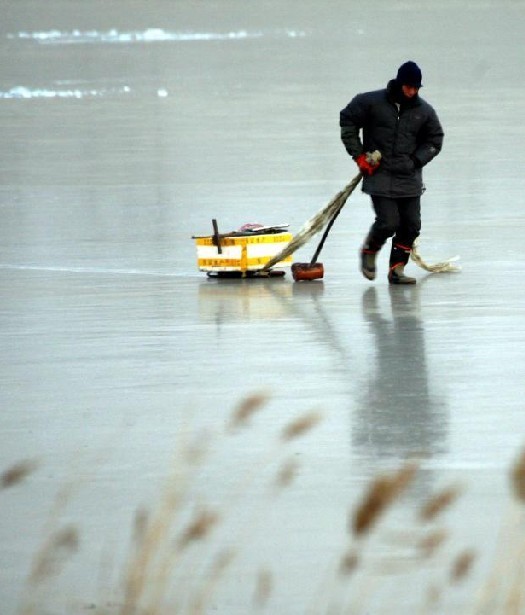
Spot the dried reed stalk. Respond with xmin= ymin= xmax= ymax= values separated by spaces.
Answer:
xmin=351 ymin=462 xmax=418 ymax=536
xmin=19 ymin=525 xmax=80 ymax=615
xmin=189 ymin=549 xmax=237 ymax=615
xmin=425 ymin=585 xmax=441 ymax=608
xmin=27 ymin=525 xmax=79 ymax=585
xmin=121 ymin=470 xmax=184 ymax=614
xmin=253 ymin=568 xmax=273 ymax=607
xmin=142 ymin=509 xmax=220 ymax=615
xmin=132 ymin=507 xmax=149 ymax=548
xmin=504 ymin=565 xmax=525 ymax=615
xmin=503 ymin=541 xmax=525 ymax=614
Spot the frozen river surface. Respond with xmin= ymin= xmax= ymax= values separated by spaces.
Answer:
xmin=2 ymin=1 xmax=525 ymax=613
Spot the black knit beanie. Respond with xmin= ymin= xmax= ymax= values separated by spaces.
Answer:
xmin=396 ymin=61 xmax=422 ymax=88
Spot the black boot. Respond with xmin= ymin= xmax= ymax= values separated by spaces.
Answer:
xmin=388 ymin=264 xmax=416 ymax=284
xmin=360 ymin=236 xmax=381 ymax=281
xmin=388 ymin=242 xmax=416 ymax=285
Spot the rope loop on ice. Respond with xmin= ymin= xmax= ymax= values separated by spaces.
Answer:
xmin=410 ymin=238 xmax=461 ymax=273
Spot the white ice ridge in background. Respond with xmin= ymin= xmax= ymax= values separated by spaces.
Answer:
xmin=0 ymin=85 xmax=132 ymax=99
xmin=8 ymin=28 xmax=307 ymax=44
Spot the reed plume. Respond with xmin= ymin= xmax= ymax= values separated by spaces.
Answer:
xmin=351 ymin=461 xmax=418 ymax=536
xmin=229 ymin=391 xmax=270 ymax=430
xmin=281 ymin=412 xmax=322 ymax=441
xmin=450 ymin=549 xmax=476 ymax=583
xmin=418 ymin=529 xmax=448 ymax=558
xmin=511 ymin=446 xmax=525 ymax=502
xmin=419 ymin=484 xmax=462 ymax=522
xmin=1 ymin=459 xmax=38 ymax=490
xmin=178 ymin=509 xmax=220 ymax=549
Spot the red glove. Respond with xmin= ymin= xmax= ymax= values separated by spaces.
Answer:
xmin=355 ymin=152 xmax=380 ymax=176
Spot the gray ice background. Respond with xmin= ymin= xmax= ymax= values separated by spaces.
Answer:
xmin=2 ymin=1 xmax=525 ymax=613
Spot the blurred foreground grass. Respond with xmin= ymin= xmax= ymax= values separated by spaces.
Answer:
xmin=2 ymin=393 xmax=525 ymax=614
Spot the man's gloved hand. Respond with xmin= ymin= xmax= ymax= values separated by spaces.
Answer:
xmin=355 ymin=151 xmax=381 ymax=176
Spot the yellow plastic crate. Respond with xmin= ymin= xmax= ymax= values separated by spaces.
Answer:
xmin=194 ymin=231 xmax=293 ymax=275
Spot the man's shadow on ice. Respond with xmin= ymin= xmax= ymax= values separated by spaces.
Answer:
xmin=353 ymin=286 xmax=449 ymax=460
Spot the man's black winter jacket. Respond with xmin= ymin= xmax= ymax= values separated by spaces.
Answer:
xmin=340 ymin=80 xmax=444 ymax=198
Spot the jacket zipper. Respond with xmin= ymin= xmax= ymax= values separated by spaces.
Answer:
xmin=390 ymin=103 xmax=400 ymax=194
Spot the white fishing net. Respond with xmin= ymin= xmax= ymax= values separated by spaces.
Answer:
xmin=410 ymin=238 xmax=461 ymax=273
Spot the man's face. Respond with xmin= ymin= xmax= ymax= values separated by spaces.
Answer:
xmin=402 ymin=85 xmax=419 ymax=98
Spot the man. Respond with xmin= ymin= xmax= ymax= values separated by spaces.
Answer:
xmin=340 ymin=61 xmax=444 ymax=284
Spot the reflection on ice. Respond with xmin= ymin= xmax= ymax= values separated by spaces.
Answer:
xmin=354 ymin=287 xmax=448 ymax=459
xmin=8 ymin=28 xmax=307 ymax=45
xmin=198 ymin=278 xmax=294 ymax=325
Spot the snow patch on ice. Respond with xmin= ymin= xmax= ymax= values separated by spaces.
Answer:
xmin=7 ymin=28 xmax=307 ymax=45
xmin=0 ymin=85 xmax=132 ymax=99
